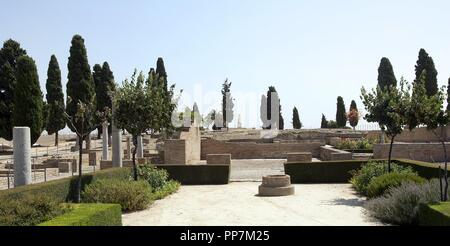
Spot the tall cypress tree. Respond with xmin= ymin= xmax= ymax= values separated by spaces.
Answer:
xmin=156 ymin=57 xmax=167 ymax=79
xmin=221 ymin=79 xmax=234 ymax=128
xmin=377 ymin=57 xmax=397 ymax=91
xmin=66 ymin=35 xmax=96 ymax=203
xmin=336 ymin=96 xmax=347 ymax=128
xmin=266 ymin=86 xmax=283 ymax=129
xmin=415 ymin=48 xmax=438 ymax=96
xmin=292 ymin=106 xmax=302 ymax=129
xmin=0 ymin=63 xmax=16 ymax=141
xmin=93 ymin=62 xmax=115 ymax=138
xmin=321 ymin=114 xmax=328 ymax=128
xmin=45 ymin=55 xmax=65 ymax=146
xmin=348 ymin=100 xmax=359 ymax=129
xmin=0 ymin=39 xmax=27 ymax=140
xmin=13 ymin=56 xmax=44 ymax=144
xmin=447 ymin=77 xmax=450 ymax=112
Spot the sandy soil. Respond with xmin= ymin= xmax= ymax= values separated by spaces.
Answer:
xmin=122 ymin=182 xmax=381 ymax=226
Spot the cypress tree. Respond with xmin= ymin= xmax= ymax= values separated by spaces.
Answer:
xmin=45 ymin=55 xmax=65 ymax=146
xmin=13 ymin=56 xmax=44 ymax=144
xmin=221 ymin=79 xmax=234 ymax=128
xmin=447 ymin=77 xmax=450 ymax=112
xmin=66 ymin=35 xmax=96 ymax=203
xmin=279 ymin=111 xmax=284 ymax=130
xmin=0 ymin=39 xmax=27 ymax=140
xmin=321 ymin=114 xmax=328 ymax=128
xmin=415 ymin=48 xmax=438 ymax=96
xmin=93 ymin=62 xmax=115 ymax=138
xmin=348 ymin=100 xmax=359 ymax=129
xmin=292 ymin=106 xmax=302 ymax=129
xmin=66 ymin=35 xmax=96 ymax=132
xmin=266 ymin=86 xmax=283 ymax=129
xmin=0 ymin=63 xmax=16 ymax=140
xmin=156 ymin=57 xmax=167 ymax=79
xmin=377 ymin=57 xmax=397 ymax=91
xmin=336 ymin=96 xmax=347 ymax=128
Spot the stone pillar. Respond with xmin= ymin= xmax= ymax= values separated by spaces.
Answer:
xmin=102 ymin=122 xmax=109 ymax=160
xmin=126 ymin=136 xmax=131 ymax=160
xmin=13 ymin=127 xmax=31 ymax=187
xmin=85 ymin=133 xmax=91 ymax=151
xmin=111 ymin=103 xmax=122 ymax=167
xmin=136 ymin=135 xmax=144 ymax=158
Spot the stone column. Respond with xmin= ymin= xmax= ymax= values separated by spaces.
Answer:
xmin=111 ymin=103 xmax=122 ymax=167
xmin=13 ymin=127 xmax=31 ymax=187
xmin=126 ymin=136 xmax=131 ymax=160
xmin=136 ymin=135 xmax=144 ymax=158
xmin=102 ymin=122 xmax=109 ymax=160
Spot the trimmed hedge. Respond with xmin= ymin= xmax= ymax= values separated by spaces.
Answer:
xmin=39 ymin=203 xmax=122 ymax=226
xmin=0 ymin=168 xmax=131 ymax=202
xmin=285 ymin=160 xmax=369 ymax=183
xmin=285 ymin=159 xmax=449 ymax=184
xmin=419 ymin=202 xmax=450 ymax=226
xmin=155 ymin=164 xmax=230 ymax=185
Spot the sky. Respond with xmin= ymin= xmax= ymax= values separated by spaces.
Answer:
xmin=1 ymin=0 xmax=450 ymax=130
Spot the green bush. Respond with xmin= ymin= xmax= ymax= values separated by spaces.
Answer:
xmin=0 ymin=195 xmax=71 ymax=226
xmin=366 ymin=172 xmax=426 ymax=198
xmin=82 ymin=179 xmax=152 ymax=212
xmin=350 ymin=161 xmax=415 ymax=195
xmin=137 ymin=164 xmax=169 ymax=190
xmin=152 ymin=180 xmax=180 ymax=200
xmin=155 ymin=164 xmax=230 ymax=185
xmin=0 ymin=167 xmax=131 ymax=203
xmin=39 ymin=203 xmax=122 ymax=226
xmin=336 ymin=138 xmax=374 ymax=151
xmin=365 ymin=179 xmax=443 ymax=225
xmin=419 ymin=202 xmax=450 ymax=226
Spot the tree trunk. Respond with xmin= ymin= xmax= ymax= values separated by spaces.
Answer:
xmin=388 ymin=135 xmax=395 ymax=173
xmin=132 ymin=135 xmax=138 ymax=181
xmin=75 ymin=134 xmax=83 ymax=203
xmin=55 ymin=131 xmax=59 ymax=146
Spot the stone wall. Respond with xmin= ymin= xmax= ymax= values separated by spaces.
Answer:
xmin=395 ymin=126 xmax=449 ymax=143
xmin=373 ymin=143 xmax=450 ymax=162
xmin=319 ymin=145 xmax=352 ymax=161
xmin=200 ymin=139 xmax=325 ymax=159
xmin=164 ymin=127 xmax=201 ymax=164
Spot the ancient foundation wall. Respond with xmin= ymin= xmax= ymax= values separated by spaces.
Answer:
xmin=200 ymin=139 xmax=325 ymax=159
xmin=395 ymin=126 xmax=449 ymax=143
xmin=373 ymin=143 xmax=450 ymax=162
xmin=319 ymin=146 xmax=352 ymax=161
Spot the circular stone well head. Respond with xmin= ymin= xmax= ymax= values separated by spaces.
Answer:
xmin=258 ymin=175 xmax=295 ymax=196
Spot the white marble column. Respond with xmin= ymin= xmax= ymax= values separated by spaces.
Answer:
xmin=111 ymin=102 xmax=122 ymax=167
xmin=136 ymin=135 xmax=144 ymax=158
xmin=102 ymin=122 xmax=109 ymax=160
xmin=13 ymin=127 xmax=31 ymax=186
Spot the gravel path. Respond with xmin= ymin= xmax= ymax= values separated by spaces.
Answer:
xmin=122 ymin=182 xmax=381 ymax=226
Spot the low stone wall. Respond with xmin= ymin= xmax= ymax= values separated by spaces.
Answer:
xmin=201 ymin=139 xmax=325 ymax=159
xmin=373 ymin=143 xmax=450 ymax=162
xmin=395 ymin=126 xmax=449 ymax=143
xmin=206 ymin=154 xmax=231 ymax=165
xmin=287 ymin=152 xmax=312 ymax=162
xmin=319 ymin=145 xmax=352 ymax=161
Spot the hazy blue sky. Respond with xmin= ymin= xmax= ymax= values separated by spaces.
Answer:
xmin=2 ymin=0 xmax=450 ymax=129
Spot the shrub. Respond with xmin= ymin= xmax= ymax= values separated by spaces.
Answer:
xmin=39 ymin=203 xmax=122 ymax=226
xmin=82 ymin=179 xmax=152 ymax=212
xmin=152 ymin=180 xmax=180 ymax=200
xmin=366 ymin=172 xmax=426 ymax=198
xmin=350 ymin=161 xmax=415 ymax=195
xmin=336 ymin=138 xmax=373 ymax=150
xmin=0 ymin=195 xmax=71 ymax=226
xmin=364 ymin=179 xmax=443 ymax=225
xmin=137 ymin=164 xmax=169 ymax=190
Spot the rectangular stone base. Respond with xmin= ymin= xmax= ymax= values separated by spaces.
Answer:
xmin=287 ymin=152 xmax=312 ymax=162
xmin=206 ymin=154 xmax=231 ymax=165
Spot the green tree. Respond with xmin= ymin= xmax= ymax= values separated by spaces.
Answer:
xmin=377 ymin=57 xmax=397 ymax=91
xmin=265 ymin=86 xmax=283 ymax=129
xmin=13 ymin=56 xmax=44 ymax=144
xmin=405 ymin=71 xmax=448 ymax=201
xmin=336 ymin=96 xmax=347 ymax=128
xmin=415 ymin=49 xmax=438 ymax=96
xmin=66 ymin=35 xmax=97 ymax=203
xmin=447 ymin=77 xmax=450 ymax=112
xmin=93 ymin=62 xmax=115 ymax=138
xmin=0 ymin=63 xmax=16 ymax=140
xmin=191 ymin=102 xmax=201 ymax=124
xmin=361 ymin=78 xmax=408 ymax=172
xmin=348 ymin=100 xmax=359 ymax=129
xmin=292 ymin=106 xmax=302 ymax=129
xmin=321 ymin=114 xmax=328 ymax=128
xmin=45 ymin=55 xmax=65 ymax=146
xmin=0 ymin=39 xmax=27 ymax=140
xmin=221 ymin=79 xmax=234 ymax=128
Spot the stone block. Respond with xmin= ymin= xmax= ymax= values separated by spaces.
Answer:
xmin=206 ymin=154 xmax=231 ymax=165
xmin=287 ymin=152 xmax=312 ymax=162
